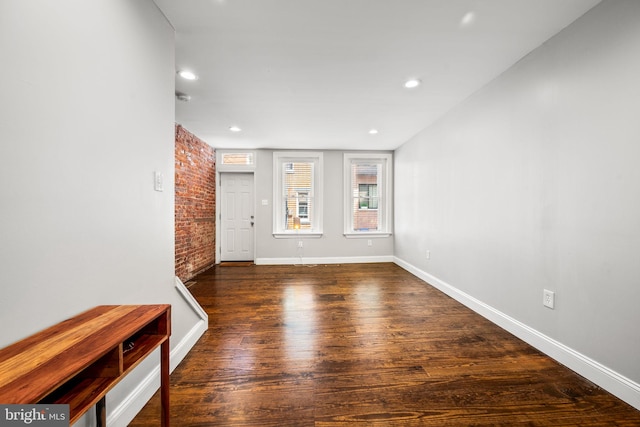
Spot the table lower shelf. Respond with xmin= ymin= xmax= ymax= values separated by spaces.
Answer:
xmin=40 ymin=334 xmax=167 ymax=425
xmin=43 ymin=377 xmax=114 ymax=425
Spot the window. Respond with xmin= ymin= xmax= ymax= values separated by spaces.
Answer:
xmin=296 ymin=191 xmax=310 ymax=223
xmin=273 ymin=152 xmax=323 ymax=237
xmin=221 ymin=152 xmax=253 ymax=165
xmin=358 ymin=184 xmax=378 ymax=209
xmin=217 ymin=150 xmax=256 ymax=172
xmin=344 ymin=153 xmax=392 ymax=236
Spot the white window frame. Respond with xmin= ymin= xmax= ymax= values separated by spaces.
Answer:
xmin=343 ymin=153 xmax=392 ymax=237
xmin=273 ymin=152 xmax=323 ymax=238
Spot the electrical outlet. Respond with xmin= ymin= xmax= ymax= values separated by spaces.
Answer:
xmin=426 ymin=250 xmax=431 ymax=260
xmin=367 ymin=240 xmax=372 ymax=247
xmin=543 ymin=289 xmax=555 ymax=309
xmin=297 ymin=241 xmax=303 ymax=248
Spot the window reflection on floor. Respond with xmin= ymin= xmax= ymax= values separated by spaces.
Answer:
xmin=353 ymin=282 xmax=383 ymax=354
xmin=283 ymin=285 xmax=316 ymax=360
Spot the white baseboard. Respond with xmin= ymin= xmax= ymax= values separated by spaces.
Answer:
xmin=256 ymin=255 xmax=394 ymax=265
xmin=106 ymin=278 xmax=209 ymax=426
xmin=107 ymin=357 xmax=162 ymax=427
xmin=394 ymin=256 xmax=640 ymax=411
xmin=174 ymin=276 xmax=209 ymax=328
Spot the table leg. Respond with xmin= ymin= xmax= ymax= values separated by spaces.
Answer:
xmin=96 ymin=396 xmax=106 ymax=427
xmin=160 ymin=339 xmax=170 ymax=427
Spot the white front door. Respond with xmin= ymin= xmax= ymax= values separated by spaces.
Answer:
xmin=220 ymin=173 xmax=254 ymax=261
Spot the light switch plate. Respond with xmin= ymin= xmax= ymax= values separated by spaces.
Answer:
xmin=154 ymin=171 xmax=164 ymax=192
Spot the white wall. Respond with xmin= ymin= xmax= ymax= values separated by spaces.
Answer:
xmin=254 ymin=150 xmax=394 ymax=264
xmin=395 ymin=0 xmax=640 ymax=407
xmin=0 ymin=1 xmax=203 ymax=425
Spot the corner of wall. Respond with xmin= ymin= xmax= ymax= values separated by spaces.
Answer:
xmin=107 ymin=277 xmax=208 ymax=426
xmin=393 ymin=256 xmax=640 ymax=411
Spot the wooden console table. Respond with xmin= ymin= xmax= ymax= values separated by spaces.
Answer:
xmin=0 ymin=304 xmax=171 ymax=426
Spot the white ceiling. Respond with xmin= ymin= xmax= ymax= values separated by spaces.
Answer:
xmin=153 ymin=0 xmax=600 ymax=150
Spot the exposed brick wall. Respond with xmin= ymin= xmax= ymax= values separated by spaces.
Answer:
xmin=175 ymin=124 xmax=216 ymax=282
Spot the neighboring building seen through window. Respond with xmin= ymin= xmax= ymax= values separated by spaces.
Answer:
xmin=358 ymin=183 xmax=378 ymax=210
xmin=283 ymin=162 xmax=313 ymax=230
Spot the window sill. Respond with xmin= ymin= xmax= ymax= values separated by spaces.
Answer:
xmin=273 ymin=232 xmax=323 ymax=239
xmin=344 ymin=232 xmax=391 ymax=239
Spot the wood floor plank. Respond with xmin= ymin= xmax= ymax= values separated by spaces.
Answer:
xmin=129 ymin=263 xmax=640 ymax=426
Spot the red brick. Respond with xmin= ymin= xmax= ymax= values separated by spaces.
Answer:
xmin=175 ymin=124 xmax=216 ymax=282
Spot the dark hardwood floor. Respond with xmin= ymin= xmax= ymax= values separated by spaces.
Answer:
xmin=130 ymin=263 xmax=640 ymax=426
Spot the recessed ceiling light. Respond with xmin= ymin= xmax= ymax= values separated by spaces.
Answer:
xmin=229 ymin=126 xmax=241 ymax=132
xmin=404 ymin=79 xmax=421 ymax=89
xmin=369 ymin=129 xmax=379 ymax=135
xmin=460 ymin=11 xmax=476 ymax=27
xmin=177 ymin=70 xmax=198 ymax=80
